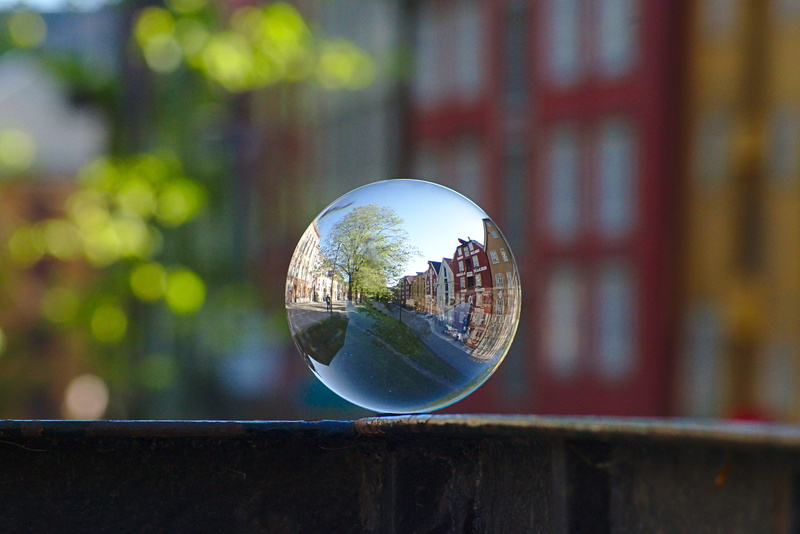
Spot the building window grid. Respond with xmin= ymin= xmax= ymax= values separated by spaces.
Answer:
xmin=490 ymin=250 xmax=500 ymax=264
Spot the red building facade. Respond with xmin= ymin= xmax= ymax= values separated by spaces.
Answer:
xmin=452 ymin=238 xmax=491 ymax=348
xmin=408 ymin=0 xmax=685 ymax=415
xmin=524 ymin=0 xmax=684 ymax=415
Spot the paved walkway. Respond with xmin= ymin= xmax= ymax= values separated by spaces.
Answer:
xmin=369 ymin=302 xmax=487 ymax=378
xmin=286 ymin=301 xmax=347 ymax=333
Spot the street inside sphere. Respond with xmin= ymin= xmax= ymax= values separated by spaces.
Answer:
xmin=285 ymin=180 xmax=521 ymax=414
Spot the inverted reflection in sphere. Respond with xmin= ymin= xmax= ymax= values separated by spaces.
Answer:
xmin=286 ymin=180 xmax=521 ymax=414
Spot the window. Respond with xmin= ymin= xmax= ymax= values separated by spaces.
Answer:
xmin=453 ymin=0 xmax=484 ymax=101
xmin=476 ymin=273 xmax=482 ymax=287
xmin=504 ymin=148 xmax=527 ymax=256
xmin=595 ymin=118 xmax=636 ymax=238
xmin=506 ymin=272 xmax=514 ymax=287
xmin=495 ymin=273 xmax=504 ymax=288
xmin=468 ymin=242 xmax=474 ymax=252
xmin=458 ymin=260 xmax=465 ymax=272
xmin=546 ymin=0 xmax=582 ymax=86
xmin=544 ymin=265 xmax=582 ymax=379
xmin=595 ymin=0 xmax=637 ymax=78
xmin=504 ymin=2 xmax=530 ymax=109
xmin=467 ymin=276 xmax=475 ymax=289
xmin=702 ymin=0 xmax=741 ymax=38
xmin=768 ymin=105 xmax=800 ymax=183
xmin=773 ymin=0 xmax=800 ymax=25
xmin=490 ymin=250 xmax=500 ymax=264
xmin=496 ymin=298 xmax=504 ymax=316
xmin=453 ymin=137 xmax=482 ymax=202
xmin=413 ymin=3 xmax=443 ymax=107
xmin=679 ymin=303 xmax=723 ymax=417
xmin=472 ymin=256 xmax=480 ymax=269
xmin=694 ymin=110 xmax=733 ymax=188
xmin=595 ymin=261 xmax=635 ymax=380
xmin=757 ymin=338 xmax=797 ymax=419
xmin=500 ymin=248 xmax=509 ymax=262
xmin=547 ymin=125 xmax=580 ymax=241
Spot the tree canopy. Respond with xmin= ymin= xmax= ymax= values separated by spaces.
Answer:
xmin=321 ymin=204 xmax=418 ymax=300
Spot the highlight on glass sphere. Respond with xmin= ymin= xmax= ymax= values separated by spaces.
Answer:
xmin=285 ymin=179 xmax=521 ymax=414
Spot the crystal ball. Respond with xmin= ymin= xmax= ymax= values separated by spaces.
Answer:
xmin=285 ymin=179 xmax=521 ymax=413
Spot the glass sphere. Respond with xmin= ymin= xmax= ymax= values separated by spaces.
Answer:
xmin=285 ymin=180 xmax=521 ymax=414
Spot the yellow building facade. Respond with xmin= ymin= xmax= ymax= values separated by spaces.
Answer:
xmin=681 ymin=0 xmax=800 ymax=420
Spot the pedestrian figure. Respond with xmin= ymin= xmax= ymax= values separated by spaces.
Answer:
xmin=325 ymin=294 xmax=332 ymax=311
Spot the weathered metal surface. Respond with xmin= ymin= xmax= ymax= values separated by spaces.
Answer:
xmin=0 ymin=416 xmax=797 ymax=532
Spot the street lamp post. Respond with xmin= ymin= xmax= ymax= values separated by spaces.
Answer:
xmin=395 ymin=289 xmax=402 ymax=323
xmin=329 ymin=243 xmax=341 ymax=317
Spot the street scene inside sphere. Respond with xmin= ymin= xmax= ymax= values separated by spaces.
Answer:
xmin=285 ymin=180 xmax=521 ymax=413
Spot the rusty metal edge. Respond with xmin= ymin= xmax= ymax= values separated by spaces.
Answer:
xmin=0 ymin=420 xmax=357 ymax=439
xmin=0 ymin=416 xmax=798 ymax=449
xmin=353 ymin=414 xmax=800 ymax=449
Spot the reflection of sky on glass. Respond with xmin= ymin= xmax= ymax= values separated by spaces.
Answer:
xmin=0 ymin=0 xmax=111 ymax=10
xmin=316 ymin=180 xmax=487 ymax=280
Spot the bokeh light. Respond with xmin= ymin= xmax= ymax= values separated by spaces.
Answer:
xmin=130 ymin=262 xmax=167 ymax=301
xmin=316 ymin=40 xmax=375 ymax=90
xmin=43 ymin=220 xmax=82 ymax=260
xmin=90 ymin=303 xmax=128 ymax=344
xmin=0 ymin=129 xmax=36 ymax=174
xmin=62 ymin=374 xmax=109 ymax=420
xmin=165 ymin=0 xmax=206 ymax=16
xmin=156 ymin=180 xmax=206 ymax=227
xmin=7 ymin=11 xmax=46 ymax=48
xmin=165 ymin=268 xmax=206 ymax=314
xmin=41 ymin=287 xmax=80 ymax=324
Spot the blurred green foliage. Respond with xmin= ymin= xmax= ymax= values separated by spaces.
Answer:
xmin=134 ymin=1 xmax=374 ymax=91
xmin=0 ymin=1 xmax=373 ymax=418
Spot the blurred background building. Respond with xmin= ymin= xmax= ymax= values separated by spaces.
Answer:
xmin=0 ymin=0 xmax=798 ymax=421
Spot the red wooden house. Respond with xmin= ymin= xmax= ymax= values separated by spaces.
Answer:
xmin=411 ymin=0 xmax=685 ymax=415
xmin=524 ymin=0 xmax=685 ymax=415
